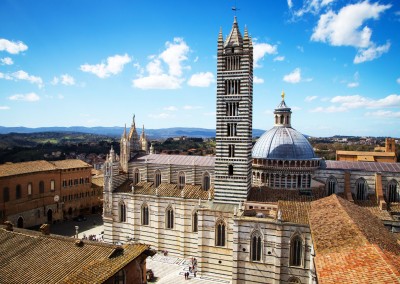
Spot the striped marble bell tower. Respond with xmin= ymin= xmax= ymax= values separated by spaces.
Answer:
xmin=214 ymin=17 xmax=253 ymax=204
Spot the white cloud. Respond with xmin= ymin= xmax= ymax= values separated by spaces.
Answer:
xmin=253 ymin=76 xmax=264 ymax=84
xmin=347 ymin=82 xmax=359 ymax=88
xmin=0 ymin=106 xmax=10 ymax=110
xmin=133 ymin=38 xmax=190 ymax=90
xmin=297 ymin=45 xmax=304 ymax=52
xmin=188 ymin=72 xmax=215 ymax=87
xmin=51 ymin=74 xmax=76 ymax=86
xmin=1 ymin=57 xmax=13 ymax=65
xmin=291 ymin=106 xmax=302 ymax=111
xmin=311 ymin=1 xmax=391 ymax=63
xmin=253 ymin=41 xmax=277 ymax=68
xmin=305 ymin=96 xmax=318 ymax=102
xmin=9 ymin=92 xmax=40 ymax=102
xmin=0 ymin=72 xmax=12 ymax=80
xmin=331 ymin=94 xmax=400 ymax=109
xmin=289 ymin=0 xmax=338 ymax=18
xmin=310 ymin=106 xmax=347 ymax=113
xmin=11 ymin=70 xmax=43 ymax=88
xmin=283 ymin=68 xmax=301 ymax=83
xmin=133 ymin=74 xmax=183 ymax=89
xmin=194 ymin=56 xmax=199 ymax=63
xmin=183 ymin=105 xmax=202 ymax=110
xmin=273 ymin=56 xmax=285 ymax=62
xmin=51 ymin=77 xmax=59 ymax=85
xmin=353 ymin=41 xmax=390 ymax=64
xmin=0 ymin=38 xmax=28 ymax=54
xmin=164 ymin=106 xmax=178 ymax=111
xmin=287 ymin=0 xmax=293 ymax=9
xmin=148 ymin=113 xmax=172 ymax=119
xmin=80 ymin=53 xmax=131 ymax=78
xmin=365 ymin=110 xmax=400 ymax=118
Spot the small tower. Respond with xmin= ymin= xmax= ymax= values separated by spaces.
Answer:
xmin=274 ymin=91 xmax=292 ymax=127
xmin=140 ymin=124 xmax=149 ymax=152
xmin=120 ymin=124 xmax=130 ymax=173
xmin=214 ymin=17 xmax=253 ymax=204
xmin=128 ymin=114 xmax=140 ymax=154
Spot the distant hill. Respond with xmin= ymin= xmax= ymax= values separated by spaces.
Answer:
xmin=0 ymin=126 xmax=267 ymax=138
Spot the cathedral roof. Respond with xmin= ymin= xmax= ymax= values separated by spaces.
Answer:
xmin=320 ymin=160 xmax=400 ymax=173
xmin=224 ymin=16 xmax=243 ymax=48
xmin=133 ymin=154 xmax=215 ymax=167
xmin=252 ymin=126 xmax=317 ymax=160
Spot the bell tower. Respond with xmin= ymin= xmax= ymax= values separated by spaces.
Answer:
xmin=214 ymin=17 xmax=253 ymax=204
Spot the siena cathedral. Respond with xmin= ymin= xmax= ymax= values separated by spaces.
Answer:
xmin=103 ymin=17 xmax=400 ymax=284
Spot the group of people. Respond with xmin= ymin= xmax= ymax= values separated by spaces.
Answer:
xmin=184 ymin=257 xmax=198 ymax=280
xmin=82 ymin=233 xmax=103 ymax=242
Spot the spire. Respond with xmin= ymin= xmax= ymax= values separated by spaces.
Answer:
xmin=132 ymin=114 xmax=136 ymax=129
xmin=244 ymin=25 xmax=249 ymax=40
xmin=123 ymin=124 xmax=127 ymax=138
xmin=224 ymin=16 xmax=243 ymax=48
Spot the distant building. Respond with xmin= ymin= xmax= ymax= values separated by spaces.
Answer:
xmin=0 ymin=222 xmax=155 ymax=284
xmin=0 ymin=159 xmax=102 ymax=228
xmin=336 ymin=137 xmax=397 ymax=163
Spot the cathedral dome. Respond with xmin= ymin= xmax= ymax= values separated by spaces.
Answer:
xmin=252 ymin=126 xmax=316 ymax=160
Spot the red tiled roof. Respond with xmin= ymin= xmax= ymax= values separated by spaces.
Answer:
xmin=321 ymin=160 xmax=400 ymax=173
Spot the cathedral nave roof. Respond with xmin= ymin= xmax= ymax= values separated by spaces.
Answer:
xmin=132 ymin=154 xmax=215 ymax=167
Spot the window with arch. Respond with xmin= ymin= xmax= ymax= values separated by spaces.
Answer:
xmin=113 ymin=269 xmax=126 ymax=284
xmin=193 ymin=211 xmax=198 ymax=232
xmin=203 ymin=172 xmax=210 ymax=191
xmin=387 ymin=179 xmax=399 ymax=203
xmin=134 ymin=168 xmax=140 ymax=185
xmin=166 ymin=206 xmax=174 ymax=229
xmin=251 ymin=231 xmax=262 ymax=262
xmin=16 ymin=184 xmax=22 ymax=199
xmin=290 ymin=234 xmax=303 ymax=266
xmin=3 ymin=187 xmax=10 ymax=202
xmin=228 ymin=165 xmax=234 ymax=176
xmin=119 ymin=202 xmax=126 ymax=222
xmin=141 ymin=204 xmax=149 ymax=225
xmin=326 ymin=176 xmax=337 ymax=196
xmin=215 ymin=219 xmax=226 ymax=247
xmin=355 ymin=178 xmax=367 ymax=200
xmin=27 ymin=183 xmax=32 ymax=195
xmin=178 ymin=172 xmax=186 ymax=190
xmin=39 ymin=181 xmax=45 ymax=194
xmin=154 ymin=170 xmax=161 ymax=187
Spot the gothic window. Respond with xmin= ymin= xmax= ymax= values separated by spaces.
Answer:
xmin=228 ymin=144 xmax=235 ymax=157
xmin=251 ymin=231 xmax=262 ymax=262
xmin=225 ymin=80 xmax=241 ymax=95
xmin=280 ymin=115 xmax=284 ymax=124
xmin=39 ymin=181 xmax=45 ymax=194
xmin=215 ymin=219 xmax=226 ymax=247
xmin=226 ymin=102 xmax=239 ymax=116
xmin=228 ymin=165 xmax=234 ymax=176
xmin=166 ymin=206 xmax=174 ymax=229
xmin=290 ymin=234 xmax=303 ymax=266
xmin=193 ymin=211 xmax=198 ymax=232
xmin=16 ymin=185 xmax=22 ymax=199
xmin=119 ymin=202 xmax=126 ymax=223
xmin=225 ymin=56 xmax=240 ymax=70
xmin=227 ymin=123 xmax=237 ymax=137
xmin=178 ymin=172 xmax=186 ymax=190
xmin=275 ymin=115 xmax=278 ymax=124
xmin=154 ymin=170 xmax=161 ymax=187
xmin=326 ymin=176 xmax=337 ymax=196
xmin=203 ymin=172 xmax=210 ymax=191
xmin=3 ymin=187 xmax=10 ymax=202
xmin=355 ymin=178 xmax=367 ymax=200
xmin=113 ymin=269 xmax=125 ymax=284
xmin=134 ymin=168 xmax=140 ymax=185
xmin=387 ymin=179 xmax=399 ymax=203
xmin=141 ymin=204 xmax=149 ymax=225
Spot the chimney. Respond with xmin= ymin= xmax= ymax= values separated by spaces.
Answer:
xmin=4 ymin=221 xmax=13 ymax=231
xmin=40 ymin=224 xmax=50 ymax=235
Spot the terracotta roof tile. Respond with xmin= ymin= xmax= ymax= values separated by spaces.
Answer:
xmin=0 ymin=160 xmax=57 ymax=177
xmin=50 ymin=159 xmax=92 ymax=169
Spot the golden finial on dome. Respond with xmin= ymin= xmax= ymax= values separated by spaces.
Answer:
xmin=281 ymin=90 xmax=285 ymax=100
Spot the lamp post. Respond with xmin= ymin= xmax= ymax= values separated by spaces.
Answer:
xmin=75 ymin=225 xmax=79 ymax=238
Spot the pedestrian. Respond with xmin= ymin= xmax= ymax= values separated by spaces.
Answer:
xmin=194 ymin=271 xmax=196 ymax=278
xmin=184 ymin=272 xmax=187 ymax=280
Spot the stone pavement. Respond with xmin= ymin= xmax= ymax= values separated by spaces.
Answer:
xmin=48 ymin=214 xmax=104 ymax=238
xmin=147 ymin=254 xmax=230 ymax=284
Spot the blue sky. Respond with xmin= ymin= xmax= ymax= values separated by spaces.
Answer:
xmin=0 ymin=0 xmax=399 ymax=137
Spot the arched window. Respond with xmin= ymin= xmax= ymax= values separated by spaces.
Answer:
xmin=166 ymin=206 xmax=174 ymax=229
xmin=141 ymin=204 xmax=149 ymax=225
xmin=251 ymin=231 xmax=262 ymax=262
xmin=228 ymin=165 xmax=234 ymax=176
xmin=16 ymin=185 xmax=22 ymax=199
xmin=326 ymin=176 xmax=337 ymax=196
xmin=355 ymin=178 xmax=367 ymax=200
xmin=113 ymin=269 xmax=125 ymax=284
xmin=3 ymin=187 xmax=10 ymax=202
xmin=119 ymin=202 xmax=126 ymax=222
xmin=178 ymin=172 xmax=186 ymax=190
xmin=134 ymin=168 xmax=140 ymax=185
xmin=193 ymin=211 xmax=198 ymax=232
xmin=154 ymin=170 xmax=161 ymax=187
xmin=39 ymin=181 xmax=45 ymax=194
xmin=27 ymin=183 xmax=32 ymax=195
xmin=203 ymin=172 xmax=210 ymax=191
xmin=290 ymin=234 xmax=303 ymax=266
xmin=215 ymin=219 xmax=226 ymax=247
xmin=387 ymin=179 xmax=399 ymax=203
